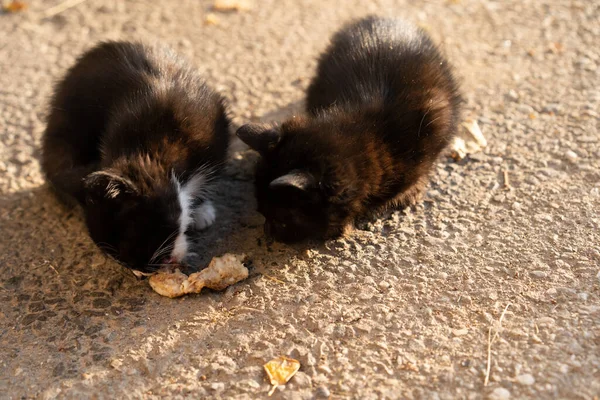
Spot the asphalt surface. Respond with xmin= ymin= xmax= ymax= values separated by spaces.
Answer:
xmin=0 ymin=0 xmax=599 ymax=399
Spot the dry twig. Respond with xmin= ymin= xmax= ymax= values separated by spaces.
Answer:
xmin=502 ymin=169 xmax=511 ymax=189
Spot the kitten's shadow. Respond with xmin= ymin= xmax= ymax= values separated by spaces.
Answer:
xmin=185 ymin=99 xmax=305 ymax=270
xmin=184 ymin=101 xmax=312 ymax=271
xmin=184 ymin=143 xmax=262 ymax=271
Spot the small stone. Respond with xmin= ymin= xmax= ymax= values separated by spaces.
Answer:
xmin=13 ymin=151 xmax=30 ymax=165
xmin=537 ymin=317 xmax=555 ymax=325
xmin=291 ymin=371 xmax=311 ymax=387
xmin=378 ymin=281 xmax=391 ymax=290
xmin=453 ymin=328 xmax=469 ymax=337
xmin=489 ymin=387 xmax=511 ymax=400
xmin=437 ymin=272 xmax=448 ymax=280
xmin=530 ymin=270 xmax=547 ymax=279
xmin=517 ymin=104 xmax=534 ymax=114
xmin=564 ymin=150 xmax=578 ymax=163
xmin=469 ymin=153 xmax=488 ymax=162
xmin=506 ymin=90 xmax=519 ymax=101
xmin=516 ymin=374 xmax=535 ymax=385
xmin=236 ymin=379 xmax=261 ymax=390
xmin=542 ymin=103 xmax=562 ymax=114
xmin=577 ymin=292 xmax=589 ymax=301
xmin=315 ymin=386 xmax=331 ymax=398
xmin=209 ymin=382 xmax=225 ymax=391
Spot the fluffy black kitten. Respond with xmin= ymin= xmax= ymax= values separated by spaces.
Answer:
xmin=237 ymin=16 xmax=461 ymax=243
xmin=42 ymin=41 xmax=229 ymax=274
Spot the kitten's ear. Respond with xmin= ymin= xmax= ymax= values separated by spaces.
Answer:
xmin=84 ymin=171 xmax=139 ymax=204
xmin=269 ymin=169 xmax=317 ymax=192
xmin=236 ymin=124 xmax=281 ymax=154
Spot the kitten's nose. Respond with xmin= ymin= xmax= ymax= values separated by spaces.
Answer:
xmin=161 ymin=256 xmax=178 ymax=264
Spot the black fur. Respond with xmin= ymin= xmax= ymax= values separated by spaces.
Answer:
xmin=42 ymin=41 xmax=230 ymax=272
xmin=237 ymin=16 xmax=461 ymax=243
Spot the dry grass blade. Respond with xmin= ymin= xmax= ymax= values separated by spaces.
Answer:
xmin=484 ymin=327 xmax=492 ymax=386
xmin=484 ymin=303 xmax=511 ymax=386
xmin=42 ymin=0 xmax=88 ymax=19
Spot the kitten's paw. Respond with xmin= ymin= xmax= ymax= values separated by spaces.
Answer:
xmin=193 ymin=200 xmax=216 ymax=230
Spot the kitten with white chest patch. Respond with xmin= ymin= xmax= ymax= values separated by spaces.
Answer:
xmin=41 ymin=41 xmax=230 ymax=274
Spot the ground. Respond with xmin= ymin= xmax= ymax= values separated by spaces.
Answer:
xmin=0 ymin=0 xmax=599 ymax=399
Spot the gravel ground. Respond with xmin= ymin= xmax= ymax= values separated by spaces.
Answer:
xmin=1 ymin=0 xmax=599 ymax=399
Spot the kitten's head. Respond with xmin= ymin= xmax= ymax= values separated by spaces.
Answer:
xmin=83 ymin=166 xmax=195 ymax=274
xmin=237 ymin=119 xmax=355 ymax=243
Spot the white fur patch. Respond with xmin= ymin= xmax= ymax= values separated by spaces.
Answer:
xmin=193 ymin=200 xmax=216 ymax=230
xmin=170 ymin=173 xmax=208 ymax=262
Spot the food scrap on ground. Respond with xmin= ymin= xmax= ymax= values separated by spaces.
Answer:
xmin=449 ymin=118 xmax=487 ymax=161
xmin=212 ymin=0 xmax=252 ymax=12
xmin=2 ymin=0 xmax=27 ymax=13
xmin=149 ymin=253 xmax=248 ymax=298
xmin=205 ymin=12 xmax=219 ymax=25
xmin=264 ymin=356 xmax=301 ymax=396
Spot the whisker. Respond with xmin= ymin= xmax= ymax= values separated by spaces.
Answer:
xmin=416 ymin=106 xmax=432 ymax=138
xmin=149 ymin=229 xmax=178 ymax=264
xmin=424 ymin=116 xmax=441 ymax=129
xmin=151 ymin=246 xmax=175 ymax=262
xmin=149 ymin=230 xmax=178 ymax=262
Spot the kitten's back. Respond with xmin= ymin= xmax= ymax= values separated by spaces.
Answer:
xmin=42 ymin=42 xmax=161 ymax=203
xmin=306 ymin=16 xmax=456 ymax=116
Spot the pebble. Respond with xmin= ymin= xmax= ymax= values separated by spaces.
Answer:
xmin=564 ymin=150 xmax=578 ymax=163
xmin=530 ymin=270 xmax=547 ymax=279
xmin=236 ymin=379 xmax=261 ymax=390
xmin=209 ymin=382 xmax=225 ymax=391
xmin=453 ymin=328 xmax=469 ymax=337
xmin=378 ymin=281 xmax=391 ymax=290
xmin=315 ymin=387 xmax=331 ymax=398
xmin=537 ymin=317 xmax=555 ymax=325
xmin=489 ymin=387 xmax=511 ymax=400
xmin=516 ymin=374 xmax=535 ymax=385
xmin=506 ymin=90 xmax=519 ymax=101
xmin=517 ymin=104 xmax=534 ymax=114
xmin=542 ymin=103 xmax=562 ymax=114
xmin=291 ymin=372 xmax=312 ymax=387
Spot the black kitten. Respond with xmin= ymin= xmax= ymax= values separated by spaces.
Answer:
xmin=42 ymin=41 xmax=230 ymax=274
xmin=237 ymin=16 xmax=461 ymax=243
